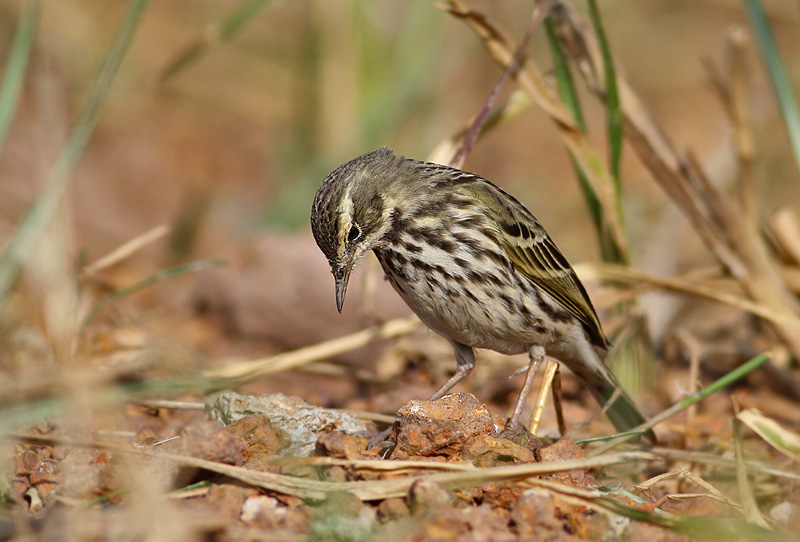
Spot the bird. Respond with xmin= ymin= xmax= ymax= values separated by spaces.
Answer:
xmin=311 ymin=146 xmax=652 ymax=441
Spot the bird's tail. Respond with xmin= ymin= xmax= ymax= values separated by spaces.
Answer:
xmin=582 ymin=365 xmax=655 ymax=443
xmin=559 ymin=339 xmax=655 ymax=443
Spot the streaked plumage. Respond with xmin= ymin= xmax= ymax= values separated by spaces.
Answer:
xmin=311 ymin=146 xmax=651 ymax=440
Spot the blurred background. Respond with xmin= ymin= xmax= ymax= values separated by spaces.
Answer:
xmin=0 ymin=0 xmax=799 ymax=410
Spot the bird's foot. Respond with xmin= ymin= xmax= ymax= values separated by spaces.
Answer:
xmin=497 ymin=418 xmax=546 ymax=454
xmin=367 ymin=424 xmax=397 ymax=458
xmin=497 ymin=418 xmax=530 ymax=445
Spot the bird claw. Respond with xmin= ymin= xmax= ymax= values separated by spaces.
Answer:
xmin=367 ymin=424 xmax=397 ymax=457
xmin=497 ymin=418 xmax=533 ymax=446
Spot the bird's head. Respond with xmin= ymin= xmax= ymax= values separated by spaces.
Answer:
xmin=311 ymin=147 xmax=408 ymax=312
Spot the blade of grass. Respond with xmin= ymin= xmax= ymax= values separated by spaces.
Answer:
xmin=545 ymin=4 xmax=647 ymax=395
xmin=737 ymin=408 xmax=800 ymax=462
xmin=78 ymin=259 xmax=226 ymax=336
xmin=731 ymin=397 xmax=771 ymax=528
xmin=597 ymin=498 xmax=790 ymax=542
xmin=427 ymin=89 xmax=531 ymax=164
xmin=448 ymin=0 xmax=553 ymax=168
xmin=544 ymin=16 xmax=586 ymax=132
xmin=81 ymin=224 xmax=170 ymax=276
xmin=577 ymin=262 xmax=800 ymax=331
xmin=204 ymin=315 xmax=422 ymax=382
xmin=654 ymin=447 xmax=800 ymax=481
xmin=548 ymin=4 xmax=800 ymax=359
xmin=0 ymin=0 xmax=150 ymax=306
xmin=587 ymin=0 xmax=622 ymax=187
xmin=158 ymin=0 xmax=278 ymax=82
xmin=586 ymin=0 xmax=627 ymax=266
xmin=743 ymin=0 xmax=800 ymax=174
xmin=442 ymin=1 xmax=630 ymax=260
xmin=584 ymin=353 xmax=770 ymax=447
xmin=544 ymin=15 xmax=605 ymax=255
xmin=0 ymin=0 xmax=40 ymax=152
xmin=545 ymin=4 xmax=625 ymax=264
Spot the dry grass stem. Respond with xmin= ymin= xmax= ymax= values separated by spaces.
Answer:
xmin=731 ymin=397 xmax=771 ymax=528
xmin=335 ymin=409 xmax=396 ymax=424
xmin=275 ymin=457 xmax=476 ymax=474
xmin=11 ymin=433 xmax=653 ymax=501
xmin=577 ymin=262 xmax=800 ymax=330
xmin=769 ymin=209 xmax=800 ymax=265
xmin=652 ymin=447 xmax=800 ymax=482
xmin=298 ymin=361 xmax=383 ymax=384
xmin=549 ymin=5 xmax=800 ymax=359
xmin=427 ymin=89 xmax=531 ymax=165
xmin=203 ymin=316 xmax=421 ymax=381
xmin=672 ymin=330 xmax=702 ymax=440
xmin=81 ymin=225 xmax=170 ymax=276
xmin=134 ymin=448 xmax=654 ymax=501
xmin=133 ymin=399 xmax=205 ymax=411
xmin=446 ymin=0 xmax=553 ymax=169
xmin=442 ymin=0 xmax=629 ymax=261
xmin=529 ymin=359 xmax=559 ymax=435
xmin=737 ymin=408 xmax=800 ymax=462
xmin=634 ymin=468 xmax=743 ymax=515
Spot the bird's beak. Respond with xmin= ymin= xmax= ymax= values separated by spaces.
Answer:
xmin=334 ymin=258 xmax=354 ymax=313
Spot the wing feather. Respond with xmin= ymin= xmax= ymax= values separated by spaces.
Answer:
xmin=456 ymin=177 xmax=608 ymax=349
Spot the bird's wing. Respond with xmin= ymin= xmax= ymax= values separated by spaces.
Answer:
xmin=462 ymin=178 xmax=609 ymax=350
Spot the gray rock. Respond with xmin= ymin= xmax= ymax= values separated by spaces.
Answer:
xmin=207 ymin=391 xmax=363 ymax=456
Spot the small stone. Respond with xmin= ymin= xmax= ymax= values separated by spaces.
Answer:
xmin=460 ymin=434 xmax=536 ymax=467
xmin=241 ymin=495 xmax=279 ymax=524
xmin=537 ymin=439 xmax=596 ymax=487
xmin=392 ymin=393 xmax=493 ymax=458
xmin=180 ymin=418 xmax=243 ymax=465
xmin=226 ymin=413 xmax=291 ymax=464
xmin=511 ymin=489 xmax=564 ymax=540
xmin=202 ymin=483 xmax=255 ymax=521
xmin=481 ymin=483 xmax=525 ymax=508
xmin=28 ymin=471 xmax=58 ymax=502
xmin=408 ymin=479 xmax=455 ymax=514
xmin=316 ymin=430 xmax=369 ymax=459
xmin=21 ymin=450 xmax=40 ymax=471
xmin=377 ymin=497 xmax=410 ymax=523
xmin=309 ymin=492 xmax=375 ymax=542
xmin=324 ymin=466 xmax=347 ymax=483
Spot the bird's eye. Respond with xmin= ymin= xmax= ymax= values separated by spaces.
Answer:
xmin=347 ymin=224 xmax=360 ymax=242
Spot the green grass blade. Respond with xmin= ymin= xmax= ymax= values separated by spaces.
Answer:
xmin=587 ymin=0 xmax=623 ymax=187
xmin=78 ymin=259 xmax=227 ymax=335
xmin=158 ymin=0 xmax=278 ymax=82
xmin=743 ymin=0 xmax=800 ymax=174
xmin=0 ymin=0 xmax=150 ymax=305
xmin=586 ymin=0 xmax=626 ymax=264
xmin=218 ymin=0 xmax=276 ymax=38
xmin=0 ymin=0 xmax=40 ymax=152
xmin=581 ymin=353 xmax=770 ymax=445
xmin=544 ymin=17 xmax=586 ymax=132
xmin=543 ymin=17 xmax=598 ymax=224
xmin=598 ymin=498 xmax=791 ymax=542
xmin=545 ymin=14 xmax=626 ymax=263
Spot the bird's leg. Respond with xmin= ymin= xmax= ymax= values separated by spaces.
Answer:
xmin=427 ymin=341 xmax=476 ymax=401
xmin=370 ymin=341 xmax=475 ymax=452
xmin=507 ymin=346 xmax=545 ymax=429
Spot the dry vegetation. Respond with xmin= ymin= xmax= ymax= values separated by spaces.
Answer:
xmin=1 ymin=1 xmax=800 ymax=541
